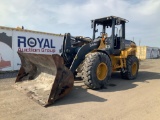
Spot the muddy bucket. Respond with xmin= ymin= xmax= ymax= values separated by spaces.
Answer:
xmin=13 ymin=52 xmax=74 ymax=107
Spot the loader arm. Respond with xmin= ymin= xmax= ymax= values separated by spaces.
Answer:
xmin=70 ymin=41 xmax=100 ymax=73
xmin=61 ymin=33 xmax=94 ymax=72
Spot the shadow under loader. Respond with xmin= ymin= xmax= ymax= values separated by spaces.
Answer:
xmin=51 ymin=70 xmax=160 ymax=106
xmin=99 ymin=71 xmax=160 ymax=92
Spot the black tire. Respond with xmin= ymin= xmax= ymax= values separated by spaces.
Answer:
xmin=76 ymin=61 xmax=84 ymax=75
xmin=82 ymin=52 xmax=112 ymax=89
xmin=121 ymin=55 xmax=139 ymax=80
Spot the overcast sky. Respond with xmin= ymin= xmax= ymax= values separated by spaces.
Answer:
xmin=0 ymin=0 xmax=159 ymax=47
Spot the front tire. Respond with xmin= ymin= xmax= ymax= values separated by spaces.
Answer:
xmin=82 ymin=52 xmax=112 ymax=89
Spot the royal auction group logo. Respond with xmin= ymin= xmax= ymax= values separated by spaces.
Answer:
xmin=17 ymin=36 xmax=56 ymax=53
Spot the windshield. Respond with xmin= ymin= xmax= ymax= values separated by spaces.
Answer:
xmin=94 ymin=24 xmax=122 ymax=38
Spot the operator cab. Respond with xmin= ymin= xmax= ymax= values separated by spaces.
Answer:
xmin=91 ymin=16 xmax=128 ymax=55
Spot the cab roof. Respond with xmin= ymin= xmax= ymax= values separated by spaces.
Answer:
xmin=92 ymin=16 xmax=129 ymax=26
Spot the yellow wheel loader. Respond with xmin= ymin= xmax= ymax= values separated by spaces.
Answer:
xmin=13 ymin=16 xmax=139 ymax=106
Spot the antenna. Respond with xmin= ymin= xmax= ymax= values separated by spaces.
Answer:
xmin=133 ymin=37 xmax=134 ymax=42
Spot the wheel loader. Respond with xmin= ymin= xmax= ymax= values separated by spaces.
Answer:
xmin=13 ymin=16 xmax=139 ymax=106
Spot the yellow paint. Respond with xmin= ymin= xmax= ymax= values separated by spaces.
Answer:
xmin=98 ymin=33 xmax=108 ymax=50
xmin=119 ymin=47 xmax=136 ymax=58
xmin=110 ymin=46 xmax=136 ymax=71
xmin=98 ymin=39 xmax=106 ymax=49
xmin=96 ymin=62 xmax=108 ymax=80
xmin=86 ymin=37 xmax=137 ymax=73
xmin=131 ymin=62 xmax=137 ymax=76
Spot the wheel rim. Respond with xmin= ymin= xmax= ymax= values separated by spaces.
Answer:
xmin=96 ymin=62 xmax=108 ymax=80
xmin=131 ymin=62 xmax=137 ymax=76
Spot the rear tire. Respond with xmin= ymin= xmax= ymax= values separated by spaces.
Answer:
xmin=121 ymin=55 xmax=139 ymax=80
xmin=82 ymin=52 xmax=112 ymax=89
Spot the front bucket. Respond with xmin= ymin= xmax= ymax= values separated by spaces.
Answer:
xmin=13 ymin=52 xmax=74 ymax=107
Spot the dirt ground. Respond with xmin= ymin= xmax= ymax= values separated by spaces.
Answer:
xmin=0 ymin=59 xmax=160 ymax=120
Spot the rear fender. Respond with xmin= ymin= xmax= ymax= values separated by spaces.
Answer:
xmin=96 ymin=49 xmax=111 ymax=61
